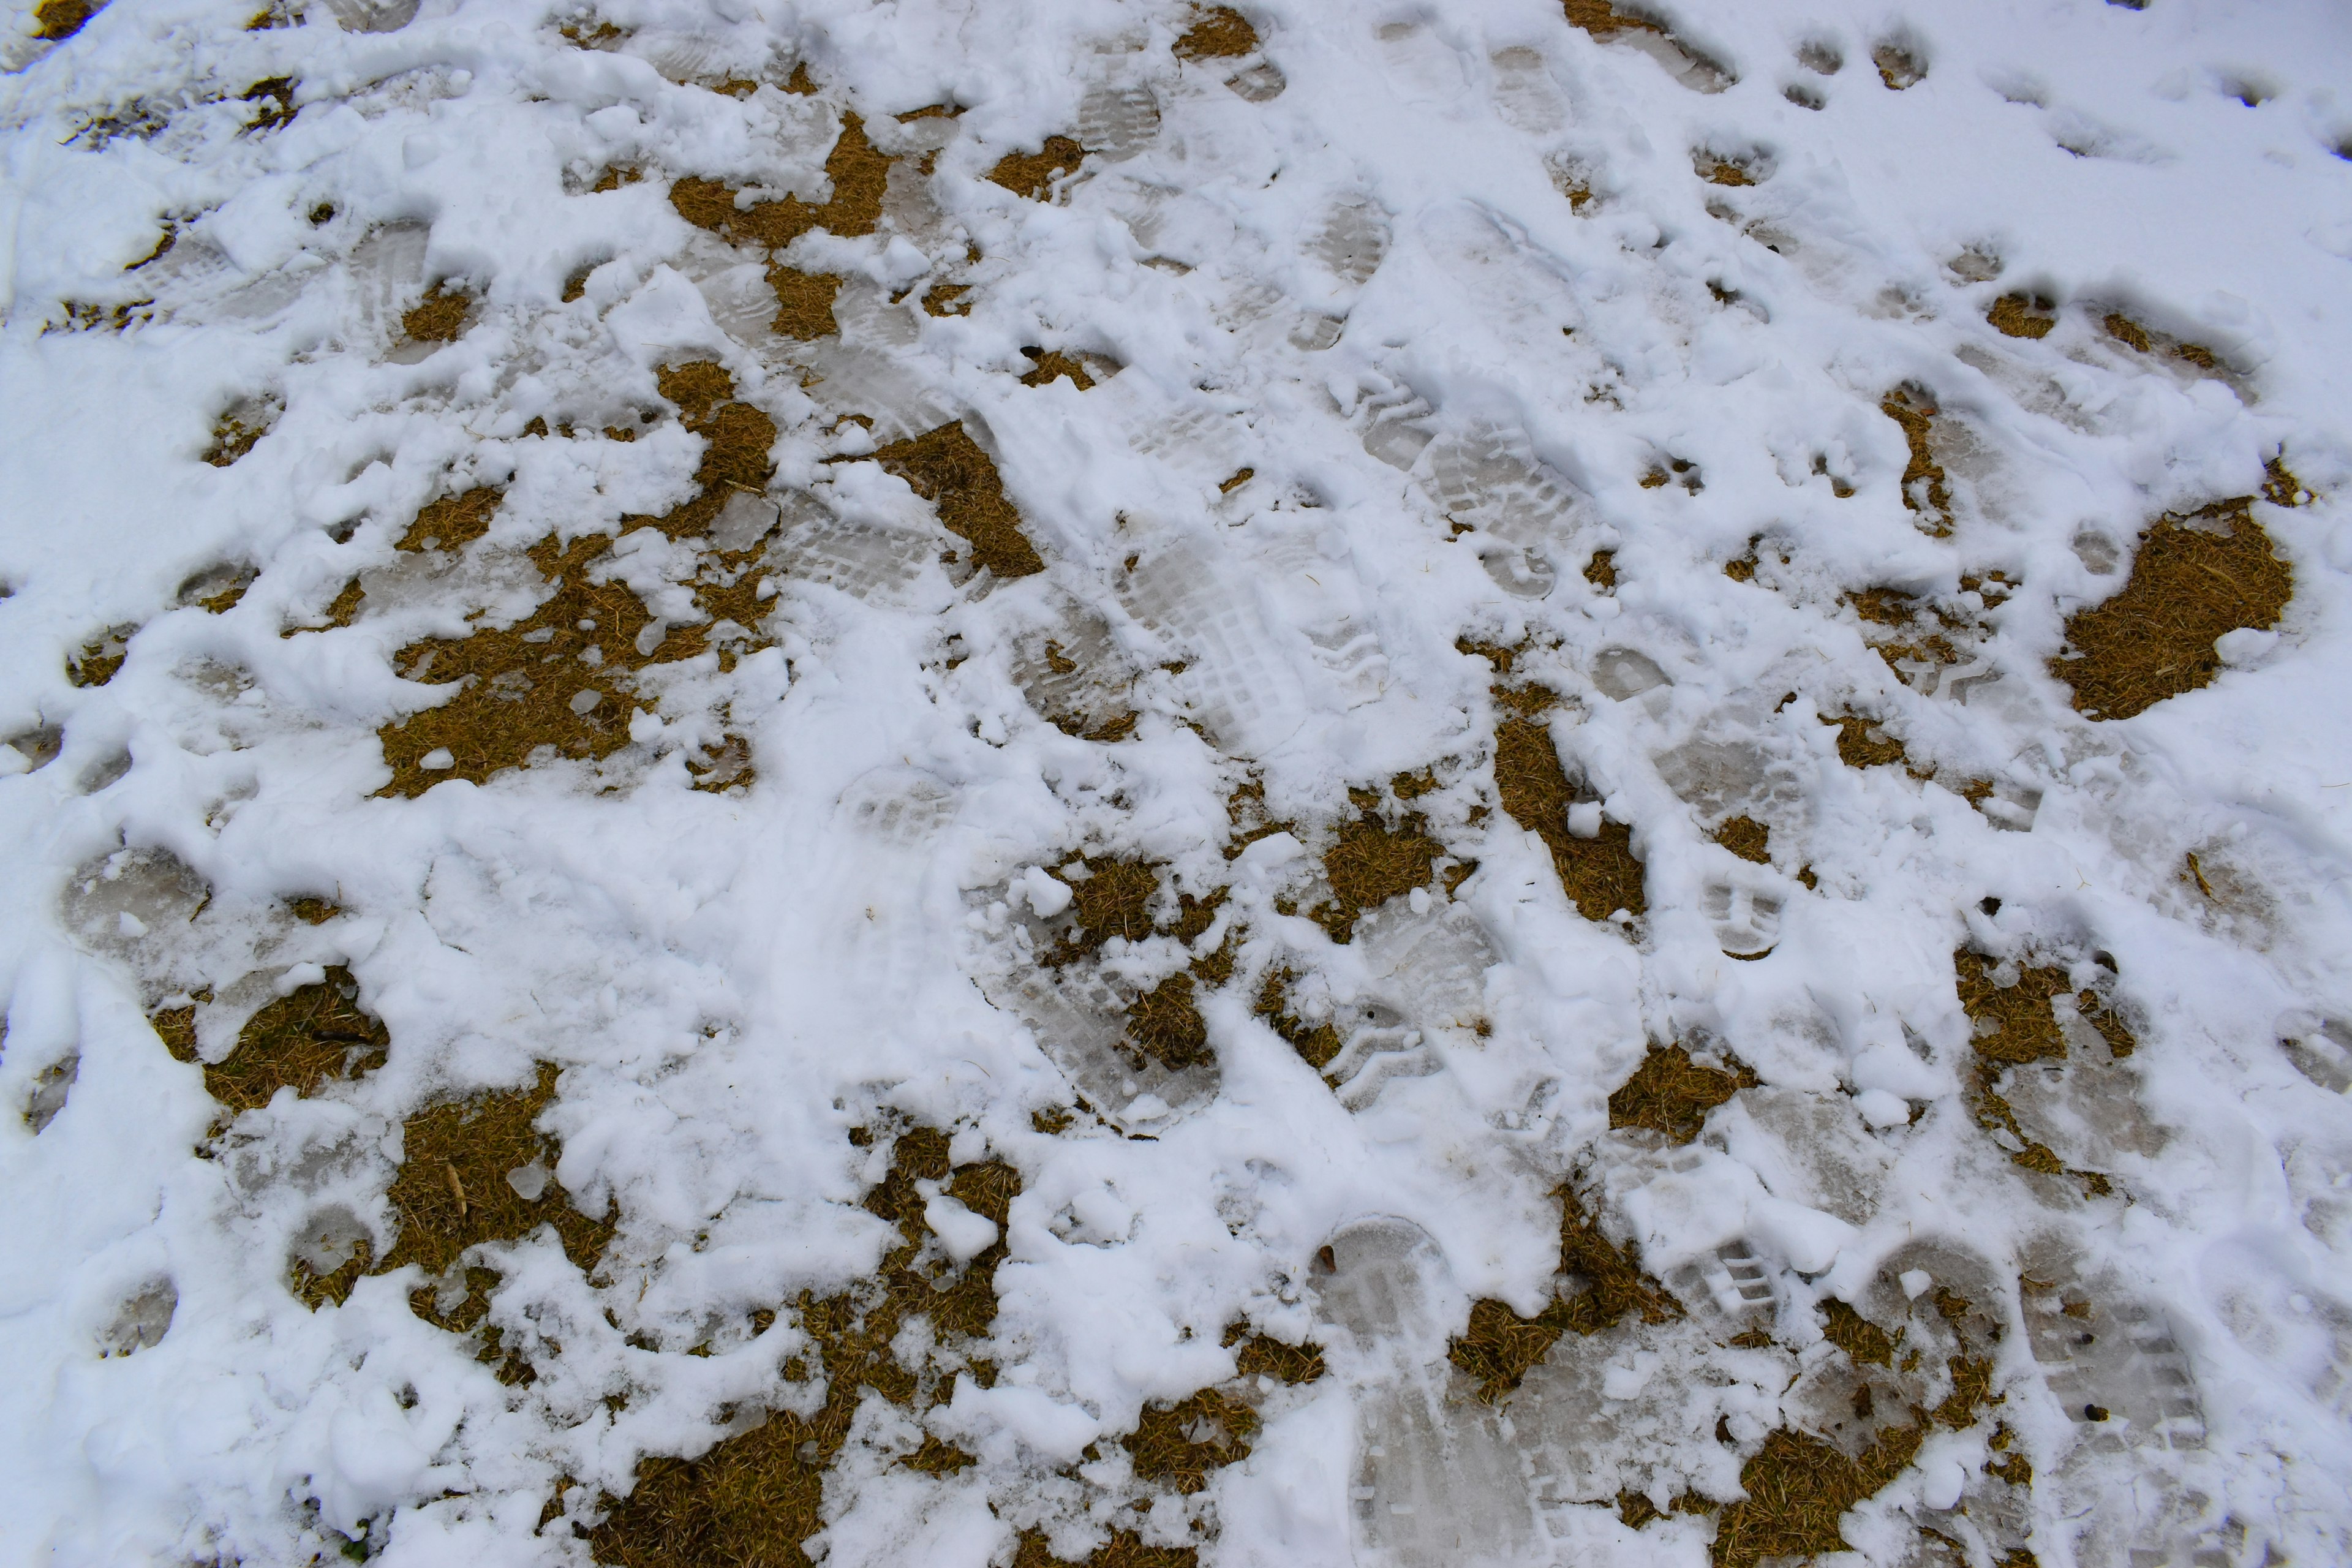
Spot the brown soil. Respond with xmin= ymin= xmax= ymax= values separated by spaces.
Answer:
xmin=396 ymin=487 xmax=502 ymax=552
xmin=871 ymin=423 xmax=1044 ymax=579
xmin=159 ymin=966 xmax=389 ymax=1115
xmin=1313 ymin=810 xmax=1443 ymax=941
xmin=1019 ymin=349 xmax=1096 ymax=390
xmin=587 ymin=1126 xmax=1021 ymax=1568
xmin=989 ymin=136 xmax=1088 ymax=201
xmin=1714 ymin=816 xmax=1769 ymax=864
xmin=1986 ymin=293 xmax=2056 ymax=341
xmin=1448 ymin=1187 xmax=1682 ymax=1400
xmin=1174 ymin=6 xmax=1257 ymax=59
xmin=1124 ymin=1387 xmax=1257 ymax=1492
xmin=402 ymin=284 xmax=472 ymax=342
xmin=33 ymin=0 xmax=94 ymax=40
xmin=1880 ymin=386 xmax=1951 ymax=534
xmin=1493 ymin=716 xmax=1646 ymax=922
xmin=668 ymin=112 xmax=889 ymax=250
xmin=2052 ymin=498 xmax=2291 ymax=720
xmin=1607 ymin=1044 xmax=1758 ymax=1143
xmin=1125 ymin=972 xmax=1212 ymax=1071
xmin=765 ymin=266 xmax=840 ymax=339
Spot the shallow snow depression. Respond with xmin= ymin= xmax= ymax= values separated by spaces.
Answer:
xmin=4 ymin=0 xmax=2352 ymax=1562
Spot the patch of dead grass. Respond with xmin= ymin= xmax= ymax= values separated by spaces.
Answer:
xmin=396 ymin=486 xmax=502 ymax=552
xmin=766 ymin=266 xmax=840 ymax=339
xmin=1123 ymin=1387 xmax=1257 ymax=1492
xmin=1714 ymin=815 xmax=1770 ymax=864
xmin=380 ymin=1063 xmax=612 ymax=1278
xmin=402 ymin=284 xmax=472 ymax=343
xmin=1174 ymin=6 xmax=1256 ymax=59
xmin=1019 ymin=349 xmax=1096 ymax=390
xmin=1493 ymin=715 xmax=1646 ymax=923
xmin=870 ymin=423 xmax=1044 ymax=580
xmin=1312 ymin=810 xmax=1443 ymax=942
xmin=1821 ymin=1299 xmax=1896 ymax=1367
xmin=1880 ymin=386 xmax=1951 ymax=535
xmin=2052 ymin=498 xmax=2291 ymax=720
xmin=1448 ymin=1186 xmax=1682 ymax=1400
xmin=1125 ymin=971 xmax=1212 ymax=1071
xmin=162 ymin=965 xmax=388 ymax=1115
xmin=989 ymin=137 xmax=1088 ymax=201
xmin=1607 ymin=1043 xmax=1758 ymax=1143
xmin=1955 ymin=949 xmax=2132 ymax=1193
xmin=33 ymin=0 xmax=95 ymax=42
xmin=1254 ymin=966 xmax=1341 ymax=1072
xmin=1709 ymin=1425 xmax=1923 ymax=1568
xmin=1986 ymin=292 xmax=2056 ymax=341
xmin=668 ymin=111 xmax=889 ymax=250
xmin=67 ymin=626 xmax=134 ymax=687
xmin=1014 ymin=1530 xmax=1196 ymax=1568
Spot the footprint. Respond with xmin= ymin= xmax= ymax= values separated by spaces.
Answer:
xmin=772 ymin=513 xmax=938 ymax=606
xmin=97 ymin=1278 xmax=177 ymax=1356
xmin=346 ymin=221 xmax=431 ymax=347
xmin=1076 ymin=84 xmax=1159 ymax=162
xmin=1317 ymin=1219 xmax=1540 ymax=1568
xmin=839 ymin=766 xmax=957 ymax=848
xmin=2282 ymin=1019 xmax=2352 ymax=1094
xmin=60 ymin=845 xmax=211 ymax=965
xmin=1718 ymin=1087 xmax=1891 ymax=1226
xmin=1425 ymin=422 xmax=1586 ymax=549
xmin=979 ymin=959 xmax=1217 ymax=1135
xmin=1355 ymin=899 xmax=1495 ymax=1039
xmin=1115 ymin=538 xmax=1308 ymax=756
xmin=1702 ymin=882 xmax=1781 ymax=957
xmin=1309 ymin=197 xmax=1390 ymax=288
xmin=1488 ymin=47 xmax=1566 ymax=134
xmin=1376 ymin=19 xmax=1468 ymax=105
xmin=1015 ymin=607 xmax=1137 ymax=737
xmin=1591 ymin=647 xmax=1668 ymax=700
xmin=1416 ymin=202 xmax=1584 ymax=341
xmin=321 ymin=0 xmax=417 ymax=32
xmin=2020 ymin=1259 xmax=2205 ymax=1453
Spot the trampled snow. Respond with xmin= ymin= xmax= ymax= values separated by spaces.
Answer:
xmin=3 ymin=0 xmax=2352 ymax=1564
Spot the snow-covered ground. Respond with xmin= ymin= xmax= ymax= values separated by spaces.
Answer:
xmin=4 ymin=0 xmax=2352 ymax=1562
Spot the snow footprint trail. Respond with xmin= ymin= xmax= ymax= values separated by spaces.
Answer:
xmin=7 ymin=0 xmax=2352 ymax=1564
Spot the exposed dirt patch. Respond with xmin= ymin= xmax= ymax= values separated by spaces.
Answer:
xmin=870 ymin=423 xmax=1044 ymax=579
xmin=1607 ymin=1044 xmax=1758 ymax=1143
xmin=1312 ymin=810 xmax=1443 ymax=942
xmin=988 ymin=136 xmax=1088 ymax=201
xmin=380 ymin=1064 xmax=612 ymax=1277
xmin=1713 ymin=815 xmax=1770 ymax=864
xmin=396 ymin=487 xmax=502 ymax=552
xmin=1125 ymin=971 xmax=1213 ymax=1071
xmin=2052 ymin=498 xmax=2291 ymax=720
xmin=1047 ymin=858 xmax=1163 ymax=963
xmin=1255 ymin=966 xmax=1341 ymax=1072
xmin=1174 ymin=6 xmax=1256 ymax=59
xmin=1871 ymin=39 xmax=1926 ymax=89
xmin=68 ymin=626 xmax=134 ymax=687
xmin=586 ymin=1125 xmax=1020 ymax=1568
xmin=1583 ymin=549 xmax=1617 ymax=590
xmin=33 ymin=0 xmax=95 ymax=42
xmin=163 ymin=966 xmax=388 ymax=1116
xmin=1825 ymin=714 xmax=1909 ymax=771
xmin=401 ymin=284 xmax=472 ymax=343
xmin=1493 ymin=715 xmax=1646 ymax=923
xmin=1709 ymin=1425 xmax=1923 ymax=1568
xmin=1124 ymin=1387 xmax=1257 ymax=1492
xmin=1880 ymin=386 xmax=1951 ymax=535
xmin=1986 ymin=293 xmax=2056 ymax=341
xmin=1229 ymin=1327 xmax=1325 ymax=1385
xmin=1820 ymin=1299 xmax=1895 ymax=1366
xmin=1449 ymin=1186 xmax=1683 ymax=1400
xmin=765 ymin=266 xmax=840 ymax=339
xmin=668 ymin=112 xmax=889 ymax=249
xmin=1019 ymin=349 xmax=1096 ymax=390
xmin=1956 ymin=949 xmax=2132 ymax=1191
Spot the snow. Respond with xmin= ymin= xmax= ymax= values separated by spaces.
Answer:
xmin=3 ymin=0 xmax=2352 ymax=1563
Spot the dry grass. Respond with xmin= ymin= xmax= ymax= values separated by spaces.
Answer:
xmin=1313 ymin=810 xmax=1443 ymax=942
xmin=1254 ymin=967 xmax=1341 ymax=1072
xmin=1583 ymin=549 xmax=1617 ymax=590
xmin=764 ymin=267 xmax=839 ymax=339
xmin=1123 ymin=1387 xmax=1257 ymax=1492
xmin=1709 ymin=1425 xmax=1923 ymax=1568
xmin=1014 ymin=1530 xmax=1196 ymax=1568
xmin=159 ymin=966 xmax=388 ymax=1115
xmin=1825 ymin=714 xmax=1907 ymax=771
xmin=1020 ymin=350 xmax=1096 ymax=390
xmin=1174 ymin=6 xmax=1256 ymax=59
xmin=588 ymin=1126 xmax=1022 ymax=1568
xmin=1449 ymin=1186 xmax=1681 ymax=1400
xmin=375 ymin=363 xmax=777 ymax=794
xmin=2052 ymin=498 xmax=2291 ymax=720
xmin=396 ymin=487 xmax=502 ymax=552
xmin=668 ymin=111 xmax=889 ymax=249
xmin=379 ymin=1064 xmax=613 ymax=1276
xmin=204 ymin=407 xmax=273 ymax=467
xmin=1986 ymin=293 xmax=2056 ymax=341
xmin=402 ymin=284 xmax=472 ymax=343
xmin=1821 ymin=1299 xmax=1894 ymax=1366
xmin=67 ymin=626 xmax=133 ymax=687
xmin=1561 ymin=0 xmax=1660 ymax=39
xmin=1713 ymin=815 xmax=1769 ymax=864
xmin=1229 ymin=1328 xmax=1324 ymax=1385
xmin=1493 ymin=715 xmax=1646 ymax=922
xmin=1955 ymin=949 xmax=2132 ymax=1191
xmin=32 ymin=0 xmax=94 ymax=41
xmin=1871 ymin=40 xmax=1926 ymax=89
xmin=989 ymin=136 xmax=1088 ymax=201
xmin=1880 ymin=386 xmax=1951 ymax=534
xmin=921 ymin=283 xmax=972 ymax=317
xmin=1047 ymin=858 xmax=1162 ymax=962
xmin=871 ymin=423 xmax=1045 ymax=579
xmin=1607 ymin=1044 xmax=1757 ymax=1144
xmin=1125 ymin=972 xmax=1212 ymax=1071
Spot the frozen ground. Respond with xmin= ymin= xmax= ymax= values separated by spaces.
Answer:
xmin=3 ymin=0 xmax=2352 ymax=1563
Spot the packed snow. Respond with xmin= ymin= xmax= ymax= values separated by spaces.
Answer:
xmin=4 ymin=0 xmax=2352 ymax=1564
